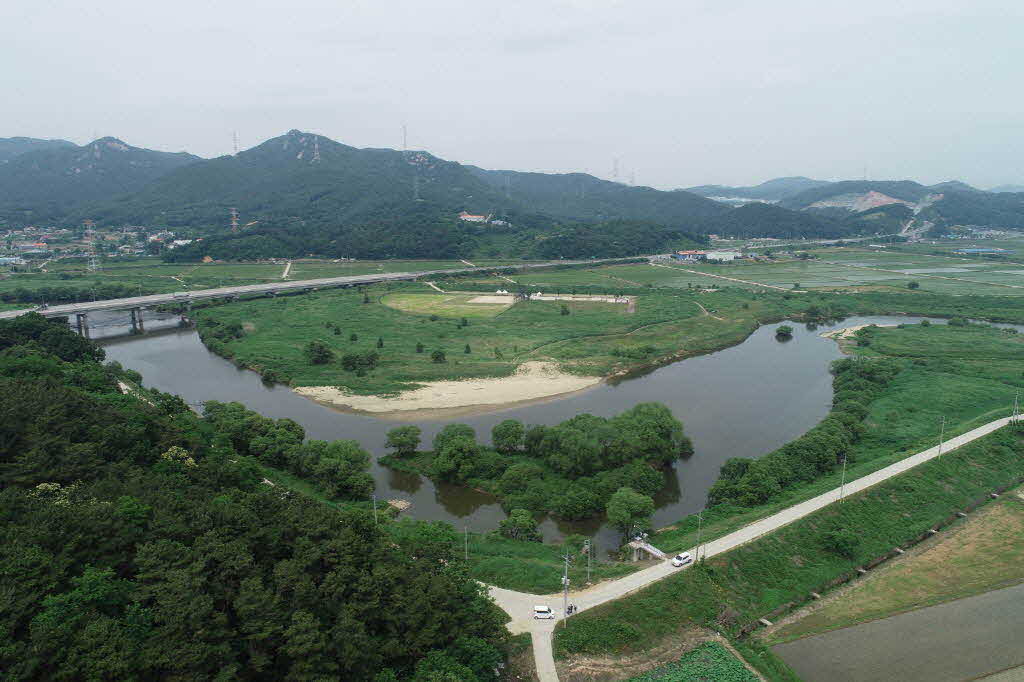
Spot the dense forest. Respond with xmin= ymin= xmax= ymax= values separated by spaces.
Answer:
xmin=0 ymin=314 xmax=509 ymax=680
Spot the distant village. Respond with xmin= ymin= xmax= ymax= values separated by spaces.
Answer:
xmin=0 ymin=222 xmax=193 ymax=265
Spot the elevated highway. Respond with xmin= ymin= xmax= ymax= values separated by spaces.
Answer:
xmin=0 ymin=259 xmax=637 ymax=332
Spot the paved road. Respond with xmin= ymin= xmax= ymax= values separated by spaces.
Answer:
xmin=492 ymin=416 xmax=1015 ymax=681
xmin=774 ymin=582 xmax=1024 ymax=682
xmin=0 ymin=258 xmax=624 ymax=321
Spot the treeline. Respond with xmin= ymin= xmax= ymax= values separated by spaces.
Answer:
xmin=384 ymin=403 xmax=692 ymax=521
xmin=0 ymin=313 xmax=508 ymax=680
xmin=0 ymin=281 xmax=158 ymax=305
xmin=708 ymin=357 xmax=901 ymax=506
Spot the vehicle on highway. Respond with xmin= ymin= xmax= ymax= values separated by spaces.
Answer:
xmin=533 ymin=605 xmax=554 ymax=619
xmin=172 ymin=292 xmax=191 ymax=299
xmin=671 ymin=552 xmax=693 ymax=567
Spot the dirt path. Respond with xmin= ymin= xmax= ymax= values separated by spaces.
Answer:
xmin=461 ymin=259 xmax=477 ymax=267
xmin=424 ymin=281 xmax=446 ymax=293
xmin=492 ymin=415 xmax=1017 ymax=680
xmin=692 ymin=300 xmax=723 ymax=320
xmin=281 ymin=261 xmax=292 ymax=279
xmin=650 ymin=262 xmax=798 ymax=292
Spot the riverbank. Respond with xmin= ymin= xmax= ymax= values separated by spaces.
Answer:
xmin=294 ymin=361 xmax=603 ymax=417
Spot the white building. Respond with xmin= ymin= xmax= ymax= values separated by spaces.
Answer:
xmin=705 ymin=251 xmax=742 ymax=262
xmin=458 ymin=211 xmax=489 ymax=223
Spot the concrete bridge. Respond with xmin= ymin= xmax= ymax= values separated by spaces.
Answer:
xmin=0 ymin=259 xmax=631 ymax=336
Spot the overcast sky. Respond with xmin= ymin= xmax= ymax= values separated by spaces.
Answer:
xmin=4 ymin=0 xmax=1022 ymax=189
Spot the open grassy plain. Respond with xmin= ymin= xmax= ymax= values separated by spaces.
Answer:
xmin=192 ymin=283 xmax=776 ymax=394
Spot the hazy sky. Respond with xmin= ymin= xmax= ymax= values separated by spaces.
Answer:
xmin=4 ymin=0 xmax=1023 ymax=189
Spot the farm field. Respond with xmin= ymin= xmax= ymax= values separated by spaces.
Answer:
xmin=625 ymin=642 xmax=757 ymax=682
xmin=768 ymin=485 xmax=1024 ymax=643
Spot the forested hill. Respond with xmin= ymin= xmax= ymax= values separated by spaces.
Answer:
xmin=684 ymin=176 xmax=829 ymax=201
xmin=0 ymin=137 xmax=199 ymax=223
xmin=0 ymin=313 xmax=509 ymax=680
xmin=466 ymin=166 xmax=728 ymax=224
xmin=82 ymin=130 xmax=508 ymax=231
xmin=0 ymin=136 xmax=77 ymax=164
xmin=697 ymin=202 xmax=859 ymax=239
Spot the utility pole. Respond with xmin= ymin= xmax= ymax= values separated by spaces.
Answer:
xmin=696 ymin=510 xmax=703 ymax=561
xmin=464 ymin=526 xmax=469 ymax=561
xmin=372 ymin=494 xmax=378 ymax=524
xmin=1013 ymin=390 xmax=1020 ymax=422
xmin=561 ymin=550 xmax=571 ymax=627
xmin=839 ymin=454 xmax=848 ymax=503
xmin=584 ymin=539 xmax=592 ymax=584
xmin=937 ymin=415 xmax=946 ymax=457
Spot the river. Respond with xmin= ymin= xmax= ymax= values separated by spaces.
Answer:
xmin=89 ymin=309 xmax=970 ymax=553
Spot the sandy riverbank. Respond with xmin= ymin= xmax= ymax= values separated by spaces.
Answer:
xmin=293 ymin=361 xmax=603 ymax=417
xmin=820 ymin=323 xmax=896 ymax=340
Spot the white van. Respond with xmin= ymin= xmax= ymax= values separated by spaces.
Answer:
xmin=533 ymin=605 xmax=554 ymax=620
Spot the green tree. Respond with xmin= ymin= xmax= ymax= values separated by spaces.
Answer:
xmin=498 ymin=509 xmax=541 ymax=542
xmin=606 ymin=487 xmax=655 ymax=537
xmin=775 ymin=325 xmax=794 ymax=338
xmin=377 ymin=336 xmax=384 ymax=348
xmin=350 ymin=332 xmax=358 ymax=341
xmin=464 ymin=344 xmax=471 ymax=354
xmin=431 ymin=350 xmax=446 ymax=363
xmin=907 ymin=280 xmax=920 ymax=289
xmin=386 ymin=426 xmax=422 ymax=457
xmin=491 ymin=420 xmax=524 ymax=454
xmin=416 ymin=342 xmax=425 ymax=353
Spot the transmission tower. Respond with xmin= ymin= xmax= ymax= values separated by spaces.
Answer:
xmin=229 ymin=207 xmax=240 ymax=233
xmin=233 ymin=131 xmax=239 ymax=155
xmin=612 ymin=157 xmax=620 ymax=182
xmin=312 ymin=137 xmax=321 ymax=163
xmin=402 ymin=124 xmax=408 ymax=152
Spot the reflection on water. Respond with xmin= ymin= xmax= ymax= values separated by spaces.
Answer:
xmin=95 ymin=310 xmax=983 ymax=553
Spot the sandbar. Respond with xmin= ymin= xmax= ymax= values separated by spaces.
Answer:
xmin=293 ymin=361 xmax=602 ymax=417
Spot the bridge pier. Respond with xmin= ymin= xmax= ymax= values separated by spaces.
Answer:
xmin=75 ymin=313 xmax=89 ymax=338
xmin=130 ymin=308 xmax=145 ymax=334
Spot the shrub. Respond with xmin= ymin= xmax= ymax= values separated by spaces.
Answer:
xmin=304 ymin=339 xmax=334 ymax=365
xmin=432 ymin=350 xmax=447 ymax=363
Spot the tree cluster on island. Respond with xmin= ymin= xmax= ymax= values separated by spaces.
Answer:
xmin=383 ymin=403 xmax=692 ymax=529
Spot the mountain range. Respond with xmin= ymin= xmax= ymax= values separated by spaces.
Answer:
xmin=1 ymin=132 xmax=1022 ymax=259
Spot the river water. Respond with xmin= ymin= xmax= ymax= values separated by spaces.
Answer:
xmin=89 ymin=310 xmax=964 ymax=552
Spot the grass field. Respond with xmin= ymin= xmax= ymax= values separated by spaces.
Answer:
xmin=192 ymin=283 xmax=775 ymax=394
xmin=768 ymin=485 xmax=1024 ymax=643
xmin=466 ymin=534 xmax=640 ymax=594
xmin=626 ymin=642 xmax=757 ymax=682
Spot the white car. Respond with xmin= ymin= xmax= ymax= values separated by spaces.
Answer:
xmin=671 ymin=552 xmax=693 ymax=567
xmin=533 ymin=605 xmax=555 ymax=620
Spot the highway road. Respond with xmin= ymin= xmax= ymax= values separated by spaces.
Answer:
xmin=0 ymin=258 xmax=633 ymax=321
